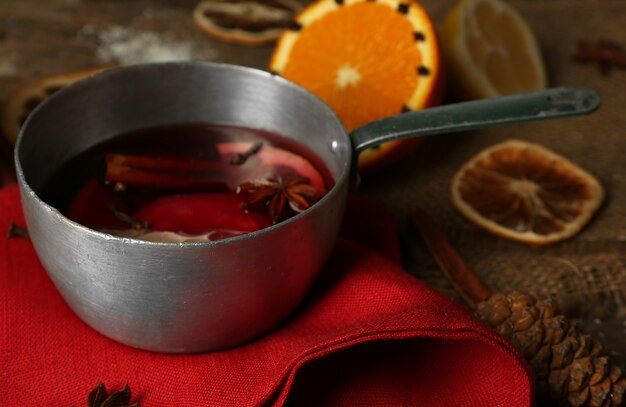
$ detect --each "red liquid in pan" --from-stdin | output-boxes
[41,123,334,242]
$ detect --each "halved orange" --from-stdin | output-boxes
[269,0,443,172]
[451,140,604,245]
[1,67,111,144]
[440,0,546,100]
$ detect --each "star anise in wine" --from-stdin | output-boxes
[237,175,321,223]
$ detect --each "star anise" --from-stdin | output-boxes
[237,175,321,223]
[572,39,626,75]
[84,382,139,407]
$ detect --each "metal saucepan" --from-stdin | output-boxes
[14,62,599,353]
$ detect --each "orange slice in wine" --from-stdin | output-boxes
[216,141,327,192]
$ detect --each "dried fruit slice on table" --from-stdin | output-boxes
[1,67,110,144]
[269,0,443,172]
[440,0,546,100]
[193,0,303,46]
[451,140,604,245]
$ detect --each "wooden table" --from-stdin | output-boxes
[1,0,626,373]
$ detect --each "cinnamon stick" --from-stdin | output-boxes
[106,153,227,172]
[105,153,230,191]
[410,209,492,309]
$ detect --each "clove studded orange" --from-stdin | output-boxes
[270,0,443,172]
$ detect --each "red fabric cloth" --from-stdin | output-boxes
[0,185,534,406]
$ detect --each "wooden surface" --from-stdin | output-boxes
[2,0,626,373]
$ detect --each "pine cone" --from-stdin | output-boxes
[476,291,626,407]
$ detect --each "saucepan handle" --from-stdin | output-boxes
[348,87,600,184]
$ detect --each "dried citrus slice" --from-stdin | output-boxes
[451,140,604,244]
[269,0,443,172]
[1,67,110,144]
[440,0,546,100]
[193,0,303,46]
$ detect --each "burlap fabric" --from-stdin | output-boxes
[360,0,626,366]
[0,0,624,366]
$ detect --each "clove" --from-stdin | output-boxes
[6,221,29,239]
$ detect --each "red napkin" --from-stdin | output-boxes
[0,186,534,406]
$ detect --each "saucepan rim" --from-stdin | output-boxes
[14,61,352,248]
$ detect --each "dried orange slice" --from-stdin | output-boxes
[193,0,303,46]
[440,0,546,100]
[1,67,110,144]
[451,140,604,245]
[269,0,443,172]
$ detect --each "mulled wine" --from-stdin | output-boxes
[41,123,334,242]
